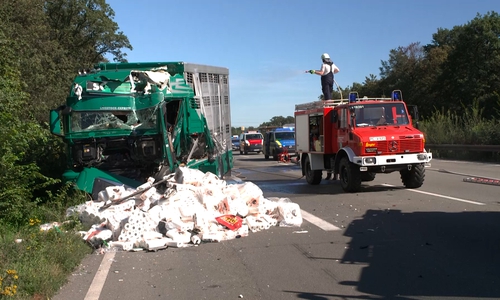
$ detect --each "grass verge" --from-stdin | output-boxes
[0,218,92,299]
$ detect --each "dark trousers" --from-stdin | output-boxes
[321,73,334,100]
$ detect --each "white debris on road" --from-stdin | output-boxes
[68,167,303,252]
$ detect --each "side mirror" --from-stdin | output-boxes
[330,110,338,123]
[62,106,72,115]
[49,109,63,136]
[407,105,419,129]
[349,106,356,118]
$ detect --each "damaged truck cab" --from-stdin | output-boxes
[50,62,233,198]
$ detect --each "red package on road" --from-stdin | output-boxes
[215,215,243,231]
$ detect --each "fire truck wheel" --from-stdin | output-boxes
[360,172,376,181]
[339,157,362,192]
[305,156,322,185]
[400,164,425,188]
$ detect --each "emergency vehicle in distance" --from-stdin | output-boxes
[263,127,295,160]
[294,90,432,193]
[239,130,264,154]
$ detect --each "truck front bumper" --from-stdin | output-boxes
[244,145,263,152]
[353,152,432,167]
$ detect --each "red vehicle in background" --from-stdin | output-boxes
[239,131,264,155]
[294,90,432,192]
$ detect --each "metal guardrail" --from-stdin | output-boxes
[426,144,500,152]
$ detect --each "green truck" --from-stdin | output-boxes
[50,62,233,198]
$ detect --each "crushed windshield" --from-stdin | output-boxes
[354,103,409,127]
[71,107,158,132]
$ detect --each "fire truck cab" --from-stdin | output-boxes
[294,90,432,193]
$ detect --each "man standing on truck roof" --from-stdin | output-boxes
[308,53,340,101]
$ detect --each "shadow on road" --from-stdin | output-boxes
[336,209,500,298]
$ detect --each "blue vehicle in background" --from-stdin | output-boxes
[263,127,295,160]
[231,135,240,151]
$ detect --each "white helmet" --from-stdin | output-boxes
[321,53,330,60]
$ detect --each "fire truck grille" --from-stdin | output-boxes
[377,139,422,153]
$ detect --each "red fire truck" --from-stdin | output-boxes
[294,90,432,192]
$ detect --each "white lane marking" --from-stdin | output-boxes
[382,184,486,206]
[301,210,341,231]
[85,251,116,300]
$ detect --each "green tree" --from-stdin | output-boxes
[379,42,426,103]
[0,29,61,226]
[437,12,500,118]
[259,116,295,128]
[0,0,132,123]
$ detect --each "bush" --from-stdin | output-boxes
[421,100,500,161]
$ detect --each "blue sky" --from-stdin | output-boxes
[106,0,499,128]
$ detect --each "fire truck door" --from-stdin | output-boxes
[338,108,349,148]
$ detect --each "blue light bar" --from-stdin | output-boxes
[392,90,402,101]
[349,92,358,103]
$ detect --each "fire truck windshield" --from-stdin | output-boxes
[354,103,409,127]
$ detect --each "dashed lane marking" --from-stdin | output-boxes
[301,210,341,231]
[382,184,486,206]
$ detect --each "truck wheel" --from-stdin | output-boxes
[339,157,361,192]
[304,156,322,185]
[360,172,376,182]
[400,164,425,188]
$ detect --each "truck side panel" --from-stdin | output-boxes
[295,114,309,154]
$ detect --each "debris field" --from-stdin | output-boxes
[67,167,303,252]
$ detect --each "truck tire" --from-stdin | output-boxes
[339,157,362,192]
[360,172,376,182]
[304,155,322,185]
[400,164,425,188]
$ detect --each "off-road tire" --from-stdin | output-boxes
[400,164,425,188]
[305,155,322,185]
[339,157,362,192]
[360,172,376,182]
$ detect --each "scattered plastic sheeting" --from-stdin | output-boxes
[67,167,303,252]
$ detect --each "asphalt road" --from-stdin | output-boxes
[55,154,500,300]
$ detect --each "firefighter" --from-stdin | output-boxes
[308,53,340,101]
